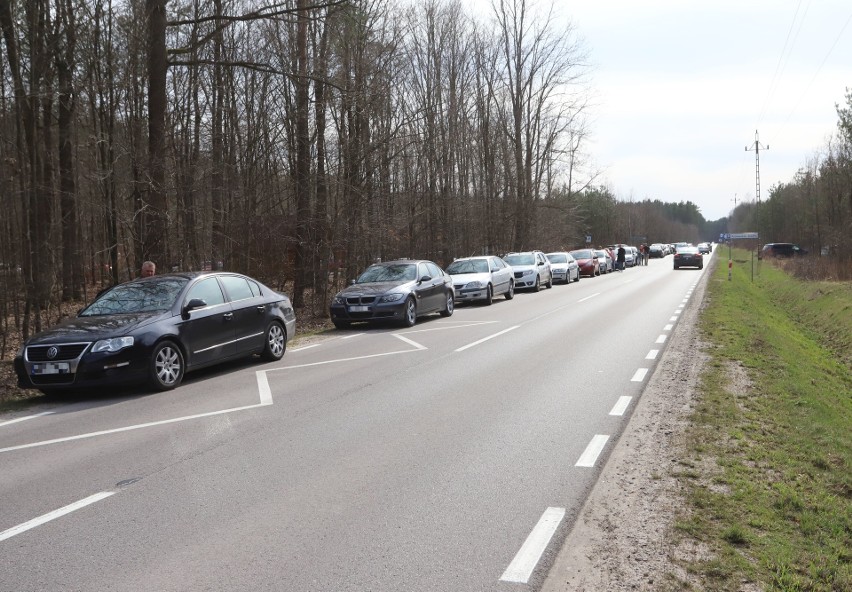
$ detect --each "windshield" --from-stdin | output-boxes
[81,278,188,316]
[356,264,417,283]
[446,259,489,274]
[546,253,567,263]
[571,250,593,259]
[504,254,535,265]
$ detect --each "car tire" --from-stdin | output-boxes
[401,297,417,327]
[260,321,286,361]
[333,320,351,330]
[484,285,493,306]
[574,270,580,282]
[149,340,184,391]
[546,275,553,289]
[533,276,541,292]
[505,281,515,300]
[439,291,454,317]
[674,265,679,270]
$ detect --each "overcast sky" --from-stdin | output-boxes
[551,0,852,221]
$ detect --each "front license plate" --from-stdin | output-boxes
[32,362,70,375]
[349,305,370,312]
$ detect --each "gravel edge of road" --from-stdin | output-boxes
[541,256,716,592]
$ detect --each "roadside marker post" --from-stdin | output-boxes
[728,259,732,281]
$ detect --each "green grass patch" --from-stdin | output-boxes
[677,249,852,591]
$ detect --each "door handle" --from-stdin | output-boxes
[224,312,233,321]
[256,305,266,313]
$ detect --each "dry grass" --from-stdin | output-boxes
[770,254,852,281]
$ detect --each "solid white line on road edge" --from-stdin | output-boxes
[575,435,610,467]
[0,412,54,429]
[455,326,520,352]
[577,293,600,303]
[631,368,649,382]
[656,334,667,344]
[342,333,365,339]
[609,396,632,416]
[290,343,321,352]
[500,507,566,584]
[0,491,115,542]
[646,350,659,360]
[664,324,673,331]
[392,334,428,350]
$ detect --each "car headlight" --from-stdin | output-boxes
[464,281,484,289]
[332,295,346,305]
[92,336,134,353]
[522,269,535,276]
[378,293,405,303]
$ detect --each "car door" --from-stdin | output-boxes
[423,262,446,312]
[219,274,267,355]
[490,257,510,294]
[536,252,551,283]
[179,276,236,368]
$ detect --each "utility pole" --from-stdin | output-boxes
[745,130,768,249]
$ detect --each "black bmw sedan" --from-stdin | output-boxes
[14,272,297,394]
[330,259,454,329]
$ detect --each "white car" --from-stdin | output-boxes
[545,252,580,283]
[445,256,514,305]
[504,251,553,291]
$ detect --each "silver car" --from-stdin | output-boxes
[545,252,580,284]
[445,256,514,305]
[504,251,553,291]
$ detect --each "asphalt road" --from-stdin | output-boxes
[0,254,709,592]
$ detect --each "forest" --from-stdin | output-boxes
[1,0,849,358]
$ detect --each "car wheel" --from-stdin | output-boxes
[401,297,417,327]
[439,291,454,317]
[546,274,553,289]
[484,285,493,306]
[674,265,679,270]
[505,280,515,300]
[333,319,351,330]
[261,321,286,361]
[533,276,541,292]
[574,270,580,282]
[149,340,184,391]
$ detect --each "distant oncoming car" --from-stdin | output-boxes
[330,259,454,328]
[14,272,297,394]
[445,256,514,304]
[673,246,703,269]
[545,252,580,283]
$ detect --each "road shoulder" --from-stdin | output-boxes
[542,256,716,591]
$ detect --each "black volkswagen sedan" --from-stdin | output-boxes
[330,259,454,329]
[14,272,297,394]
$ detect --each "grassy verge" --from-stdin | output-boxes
[674,250,851,590]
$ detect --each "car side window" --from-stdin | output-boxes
[186,277,226,307]
[418,262,430,280]
[248,280,261,297]
[220,275,254,302]
[426,262,442,279]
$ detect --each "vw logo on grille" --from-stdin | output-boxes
[46,346,59,359]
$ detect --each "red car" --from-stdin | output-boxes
[570,249,601,277]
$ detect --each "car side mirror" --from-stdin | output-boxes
[419,275,432,283]
[183,298,207,316]
[350,279,356,285]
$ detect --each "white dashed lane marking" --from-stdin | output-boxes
[575,435,610,467]
[500,507,566,584]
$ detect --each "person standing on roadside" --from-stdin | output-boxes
[617,245,626,271]
[141,261,156,277]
